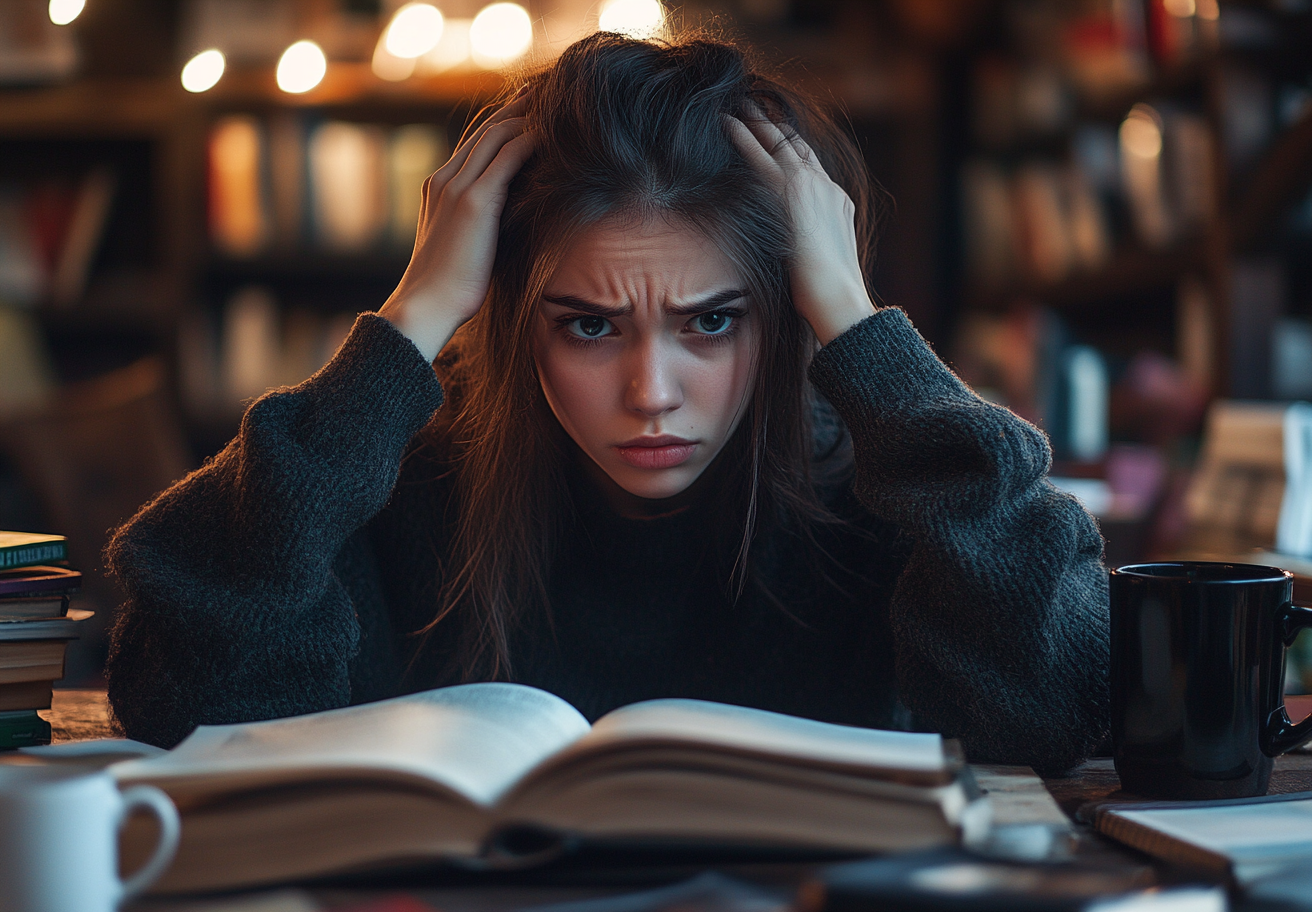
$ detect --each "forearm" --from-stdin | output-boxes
[105,314,443,745]
[810,309,1110,774]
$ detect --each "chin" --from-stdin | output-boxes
[608,467,700,501]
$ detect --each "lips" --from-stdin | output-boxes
[614,436,697,469]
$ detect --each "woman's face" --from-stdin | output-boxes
[532,216,760,502]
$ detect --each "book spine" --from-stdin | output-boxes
[0,542,67,570]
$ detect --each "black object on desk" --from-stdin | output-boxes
[1110,562,1312,799]
[801,847,1201,912]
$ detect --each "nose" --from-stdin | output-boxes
[623,338,683,417]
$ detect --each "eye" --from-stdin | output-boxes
[689,311,735,335]
[567,315,614,339]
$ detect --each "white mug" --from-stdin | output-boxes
[0,764,180,912]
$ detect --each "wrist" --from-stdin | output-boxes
[378,294,458,363]
[802,286,878,347]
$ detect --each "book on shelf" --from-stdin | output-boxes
[207,111,448,257]
[309,121,390,252]
[0,533,67,570]
[111,682,988,895]
[49,166,117,309]
[209,116,270,257]
[1090,791,1312,885]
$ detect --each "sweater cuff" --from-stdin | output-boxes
[808,308,965,415]
[303,312,445,440]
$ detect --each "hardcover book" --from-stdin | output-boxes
[112,682,989,895]
[0,533,67,571]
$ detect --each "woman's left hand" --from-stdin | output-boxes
[725,106,877,346]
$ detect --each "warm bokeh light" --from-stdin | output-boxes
[48,0,85,26]
[1121,105,1163,159]
[372,34,416,81]
[417,18,473,75]
[384,3,445,59]
[276,40,327,94]
[470,3,533,69]
[598,0,665,38]
[1196,0,1219,19]
[181,49,226,93]
[1163,0,1196,18]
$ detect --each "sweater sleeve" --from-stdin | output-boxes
[807,308,1109,776]
[104,313,445,748]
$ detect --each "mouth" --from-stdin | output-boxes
[614,435,697,470]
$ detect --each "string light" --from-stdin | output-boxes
[598,0,665,39]
[276,40,327,94]
[372,36,416,81]
[384,3,445,59]
[181,49,226,93]
[470,3,533,69]
[417,19,473,75]
[48,0,85,25]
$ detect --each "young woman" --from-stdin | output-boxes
[105,33,1109,775]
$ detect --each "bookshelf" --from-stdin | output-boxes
[953,1,1312,400]
[0,64,506,453]
[943,0,1312,564]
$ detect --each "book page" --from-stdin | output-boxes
[113,683,591,807]
[1112,799,1312,864]
[569,699,946,775]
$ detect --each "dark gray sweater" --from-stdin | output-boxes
[105,308,1109,775]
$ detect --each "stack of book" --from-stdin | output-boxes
[0,532,89,749]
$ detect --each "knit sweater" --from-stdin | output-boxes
[104,308,1110,775]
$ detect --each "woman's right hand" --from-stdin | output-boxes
[379,92,535,362]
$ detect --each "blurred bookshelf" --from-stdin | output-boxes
[946,0,1312,565]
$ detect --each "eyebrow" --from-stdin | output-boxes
[541,288,748,317]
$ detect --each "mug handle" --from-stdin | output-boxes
[1265,601,1312,755]
[116,785,181,901]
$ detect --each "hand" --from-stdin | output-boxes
[379,92,536,361]
[724,106,877,346]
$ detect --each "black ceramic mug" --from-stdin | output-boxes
[1110,561,1312,799]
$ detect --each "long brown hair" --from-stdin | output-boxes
[420,30,880,681]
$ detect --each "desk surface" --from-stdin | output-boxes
[30,690,1312,912]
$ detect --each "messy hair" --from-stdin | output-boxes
[421,30,879,681]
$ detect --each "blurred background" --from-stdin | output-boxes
[0,0,1310,685]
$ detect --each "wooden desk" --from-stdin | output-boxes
[26,691,1312,911]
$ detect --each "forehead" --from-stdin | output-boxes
[544,215,743,300]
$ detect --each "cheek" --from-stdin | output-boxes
[534,340,611,433]
[705,335,759,426]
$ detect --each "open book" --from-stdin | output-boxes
[112,683,988,894]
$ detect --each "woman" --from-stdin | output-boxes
[106,33,1109,775]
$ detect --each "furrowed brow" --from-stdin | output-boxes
[540,295,632,318]
[666,289,749,316]
[541,289,748,317]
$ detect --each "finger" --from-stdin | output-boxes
[473,128,536,191]
[723,115,779,178]
[438,93,532,181]
[458,92,531,150]
[741,101,806,164]
[449,117,528,190]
